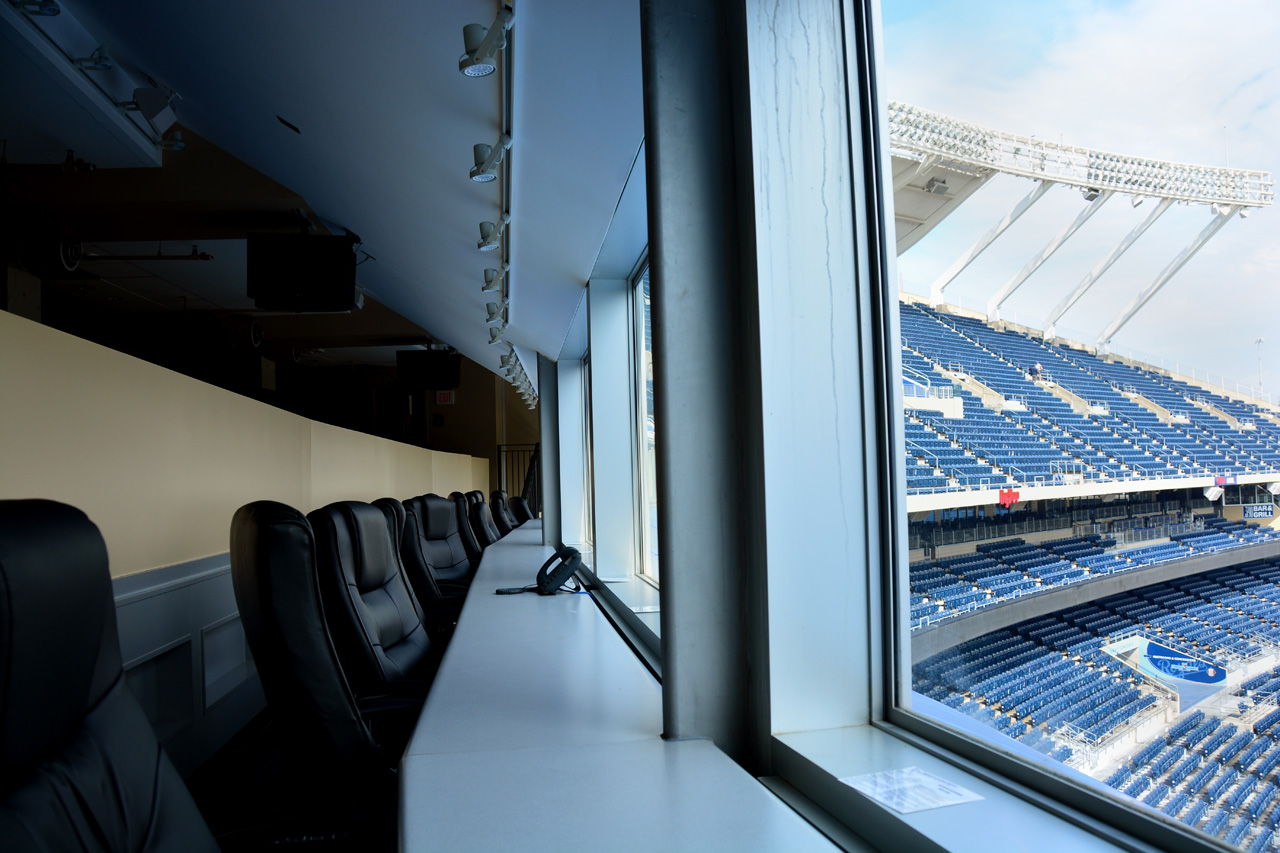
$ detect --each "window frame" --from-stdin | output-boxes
[725,1,1240,850]
[851,2,1244,850]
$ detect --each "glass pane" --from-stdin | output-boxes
[581,354,595,561]
[887,2,1280,847]
[639,268,660,580]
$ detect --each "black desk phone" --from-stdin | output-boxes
[536,546,582,594]
[495,546,582,595]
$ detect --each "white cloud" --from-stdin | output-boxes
[885,0,1280,396]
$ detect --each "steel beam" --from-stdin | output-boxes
[930,180,1054,306]
[1043,198,1173,337]
[987,190,1112,321]
[1096,207,1238,348]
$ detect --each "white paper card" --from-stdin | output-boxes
[839,766,983,814]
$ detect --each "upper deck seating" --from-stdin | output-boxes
[0,500,218,851]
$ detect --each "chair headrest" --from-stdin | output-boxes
[309,502,399,593]
[420,495,457,540]
[229,501,377,764]
[0,500,118,790]
[465,490,485,506]
[373,497,406,540]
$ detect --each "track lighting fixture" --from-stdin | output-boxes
[75,46,112,71]
[15,0,60,15]
[488,324,506,345]
[499,349,517,370]
[118,87,174,122]
[161,130,185,151]
[470,135,512,183]
[482,263,509,292]
[477,213,510,252]
[485,299,508,324]
[459,7,514,78]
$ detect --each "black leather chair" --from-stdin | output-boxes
[0,499,218,851]
[406,494,478,585]
[511,496,534,524]
[229,501,413,845]
[449,490,485,565]
[469,495,503,547]
[374,497,466,625]
[490,490,517,535]
[308,501,436,697]
[230,501,388,775]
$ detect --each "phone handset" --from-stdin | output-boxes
[535,546,582,595]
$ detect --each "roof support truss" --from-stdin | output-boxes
[987,190,1112,321]
[1042,198,1173,338]
[930,180,1054,306]
[1096,206,1239,348]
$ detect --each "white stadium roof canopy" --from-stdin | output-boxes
[887,102,1274,348]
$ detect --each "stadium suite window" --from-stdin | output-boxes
[870,4,1275,853]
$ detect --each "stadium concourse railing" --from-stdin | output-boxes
[906,460,1279,496]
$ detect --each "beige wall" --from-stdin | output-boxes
[0,310,488,577]
[1222,503,1280,529]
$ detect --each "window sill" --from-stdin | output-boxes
[771,725,1138,853]
[577,563,662,676]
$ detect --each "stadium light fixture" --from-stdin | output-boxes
[886,100,1273,209]
[459,7,514,78]
[477,213,510,252]
[470,134,512,183]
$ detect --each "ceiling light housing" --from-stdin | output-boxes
[16,0,59,15]
[459,8,514,78]
[470,134,512,183]
[119,87,174,121]
[482,264,509,292]
[161,130,185,151]
[75,46,112,71]
[477,213,510,252]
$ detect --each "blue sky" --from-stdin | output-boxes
[882,0,1279,399]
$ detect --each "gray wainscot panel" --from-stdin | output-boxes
[113,552,265,776]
